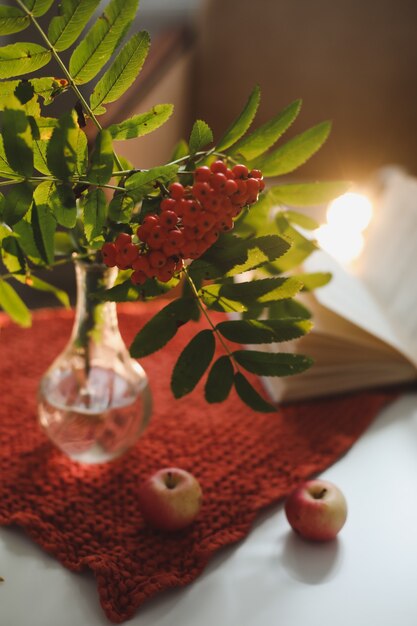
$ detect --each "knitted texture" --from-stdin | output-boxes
[0,302,396,623]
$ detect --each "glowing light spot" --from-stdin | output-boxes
[315,192,373,265]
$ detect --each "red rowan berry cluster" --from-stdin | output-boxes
[101,160,264,285]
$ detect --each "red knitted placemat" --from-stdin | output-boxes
[0,301,396,622]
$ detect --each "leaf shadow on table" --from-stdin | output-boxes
[280,530,343,584]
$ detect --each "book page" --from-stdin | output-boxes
[355,169,417,363]
[304,251,413,362]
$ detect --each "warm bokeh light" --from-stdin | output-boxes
[315,192,373,265]
[326,192,373,232]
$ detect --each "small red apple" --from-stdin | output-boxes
[285,479,347,541]
[138,467,203,531]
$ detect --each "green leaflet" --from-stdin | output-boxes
[204,356,234,403]
[90,31,150,113]
[297,272,332,291]
[2,108,33,178]
[49,184,77,228]
[171,330,215,398]
[125,164,179,199]
[251,121,332,177]
[69,0,139,84]
[83,188,107,242]
[108,104,174,140]
[0,279,31,327]
[265,181,350,209]
[14,274,69,308]
[268,299,312,320]
[0,43,51,79]
[216,85,260,151]
[0,7,29,35]
[87,129,114,185]
[232,99,302,161]
[189,119,213,155]
[233,372,276,413]
[1,235,25,273]
[0,135,19,178]
[3,182,33,227]
[30,201,56,265]
[108,193,135,223]
[48,0,102,51]
[21,0,54,17]
[216,318,313,344]
[129,298,199,358]
[233,349,313,377]
[213,277,304,304]
[46,112,80,180]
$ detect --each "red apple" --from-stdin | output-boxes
[285,479,347,541]
[138,467,203,531]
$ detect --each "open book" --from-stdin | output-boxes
[263,169,417,402]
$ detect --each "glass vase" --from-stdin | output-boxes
[37,258,152,464]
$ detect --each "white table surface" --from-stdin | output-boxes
[2,392,417,626]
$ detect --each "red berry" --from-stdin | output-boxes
[167,229,184,247]
[246,177,260,195]
[118,242,138,265]
[160,210,178,229]
[224,179,238,196]
[210,172,227,193]
[192,182,211,202]
[232,164,249,179]
[132,254,151,275]
[160,197,177,212]
[136,224,150,242]
[149,250,167,269]
[168,182,185,200]
[194,166,211,182]
[101,242,117,267]
[131,270,148,285]
[249,169,263,179]
[115,232,132,250]
[210,160,228,174]
[147,226,166,249]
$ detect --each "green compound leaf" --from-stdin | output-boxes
[108,104,174,140]
[216,85,261,152]
[83,188,107,242]
[216,318,313,344]
[0,43,51,79]
[48,0,102,51]
[125,164,179,199]
[0,279,31,327]
[69,0,139,85]
[87,129,114,185]
[2,108,33,177]
[0,6,30,35]
[251,121,332,177]
[129,298,199,358]
[233,349,313,377]
[204,355,234,403]
[171,330,215,398]
[90,31,150,113]
[49,183,77,228]
[232,99,302,161]
[21,0,54,17]
[189,119,213,155]
[189,234,291,282]
[233,372,276,413]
